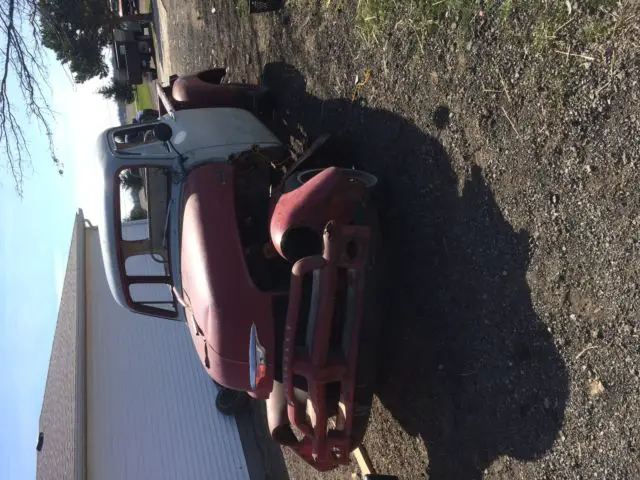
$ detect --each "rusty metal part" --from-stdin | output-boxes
[270,167,368,261]
[180,163,275,397]
[274,222,371,471]
[280,133,331,187]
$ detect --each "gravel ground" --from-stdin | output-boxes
[156,1,640,478]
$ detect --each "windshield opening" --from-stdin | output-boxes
[118,166,176,317]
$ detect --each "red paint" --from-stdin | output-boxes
[270,167,368,258]
[127,152,378,471]
[180,163,274,397]
[158,71,265,115]
[279,222,372,471]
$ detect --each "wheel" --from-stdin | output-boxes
[285,168,378,192]
[215,387,249,416]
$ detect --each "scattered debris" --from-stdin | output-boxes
[554,50,596,62]
[576,344,598,360]
[587,379,605,397]
[499,71,512,103]
[352,69,373,102]
[501,106,521,140]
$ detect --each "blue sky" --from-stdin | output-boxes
[0,50,117,478]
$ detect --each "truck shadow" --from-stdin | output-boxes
[261,62,569,479]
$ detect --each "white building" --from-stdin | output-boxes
[36,211,287,480]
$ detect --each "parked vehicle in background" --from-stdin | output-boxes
[113,21,156,85]
[116,0,140,16]
[132,109,159,124]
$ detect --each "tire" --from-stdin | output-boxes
[215,387,249,416]
[285,168,378,192]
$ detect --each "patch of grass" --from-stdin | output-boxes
[529,4,574,53]
[581,18,616,44]
[235,0,249,17]
[322,0,349,11]
[356,0,478,44]
[529,0,622,52]
[287,0,347,15]
[532,19,561,52]
[135,83,154,111]
[353,0,628,67]
[498,0,515,22]
[290,0,322,6]
[354,0,546,45]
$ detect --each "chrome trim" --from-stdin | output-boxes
[249,323,267,390]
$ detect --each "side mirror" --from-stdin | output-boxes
[154,122,173,142]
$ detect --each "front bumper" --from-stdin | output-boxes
[268,220,372,471]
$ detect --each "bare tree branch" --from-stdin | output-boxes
[0,0,61,195]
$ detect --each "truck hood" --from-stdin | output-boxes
[180,162,274,396]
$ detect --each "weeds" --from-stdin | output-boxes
[353,0,546,46]
[235,0,249,18]
[355,0,477,44]
[354,0,623,51]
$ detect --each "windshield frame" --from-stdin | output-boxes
[114,164,178,319]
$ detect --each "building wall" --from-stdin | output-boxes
[84,224,249,480]
[36,215,81,480]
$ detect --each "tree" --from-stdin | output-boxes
[125,208,147,222]
[98,79,134,103]
[119,168,146,221]
[0,0,151,193]
[0,0,62,193]
[39,0,152,83]
[119,168,143,191]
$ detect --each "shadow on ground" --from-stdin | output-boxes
[261,62,569,480]
[236,400,291,480]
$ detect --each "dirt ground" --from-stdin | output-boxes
[155,1,640,479]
